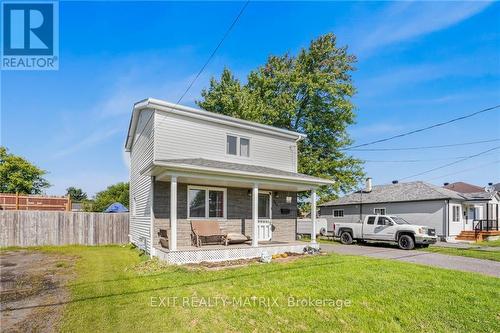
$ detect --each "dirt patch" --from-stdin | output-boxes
[0,250,75,333]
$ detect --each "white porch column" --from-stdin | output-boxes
[170,176,177,251]
[252,184,259,247]
[310,188,318,248]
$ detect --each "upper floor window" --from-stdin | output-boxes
[374,208,386,215]
[226,134,250,157]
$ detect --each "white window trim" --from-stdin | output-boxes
[374,207,386,215]
[333,209,344,218]
[187,185,227,220]
[451,204,461,222]
[226,133,251,158]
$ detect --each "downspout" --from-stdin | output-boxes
[149,176,155,258]
[445,199,449,240]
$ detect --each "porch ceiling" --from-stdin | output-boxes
[142,159,333,191]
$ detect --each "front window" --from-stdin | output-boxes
[333,209,344,217]
[227,135,237,155]
[188,186,226,219]
[240,138,250,157]
[226,134,250,157]
[452,205,461,222]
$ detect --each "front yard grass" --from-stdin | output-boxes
[14,245,500,332]
[421,245,500,262]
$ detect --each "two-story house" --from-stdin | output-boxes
[125,98,333,264]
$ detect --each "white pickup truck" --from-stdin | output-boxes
[333,215,437,250]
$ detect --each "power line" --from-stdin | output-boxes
[424,160,500,182]
[363,155,477,163]
[342,104,500,150]
[176,0,250,105]
[398,146,500,181]
[346,138,500,152]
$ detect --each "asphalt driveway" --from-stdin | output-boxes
[320,243,500,278]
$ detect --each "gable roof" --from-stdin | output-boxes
[443,181,485,193]
[125,98,306,151]
[319,181,464,206]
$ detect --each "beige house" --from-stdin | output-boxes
[125,98,333,264]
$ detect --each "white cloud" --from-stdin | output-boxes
[52,127,123,158]
[352,1,492,55]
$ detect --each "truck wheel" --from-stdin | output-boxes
[398,235,415,250]
[340,231,353,245]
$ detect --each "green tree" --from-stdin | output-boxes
[0,146,50,194]
[84,182,129,212]
[198,33,364,202]
[65,187,87,202]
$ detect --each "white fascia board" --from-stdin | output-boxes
[149,161,334,186]
[125,98,306,151]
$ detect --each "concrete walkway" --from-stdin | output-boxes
[319,243,500,278]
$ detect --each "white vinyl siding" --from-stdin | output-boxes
[154,111,297,172]
[129,109,154,251]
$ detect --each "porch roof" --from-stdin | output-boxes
[141,158,333,190]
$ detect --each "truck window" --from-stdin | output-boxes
[367,216,376,225]
[377,217,391,225]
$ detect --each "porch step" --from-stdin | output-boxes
[456,230,500,241]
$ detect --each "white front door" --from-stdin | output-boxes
[257,192,272,241]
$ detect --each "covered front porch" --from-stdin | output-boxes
[142,158,333,263]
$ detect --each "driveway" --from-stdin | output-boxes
[319,243,500,278]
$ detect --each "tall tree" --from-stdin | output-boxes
[65,187,87,202]
[198,33,364,202]
[83,182,129,212]
[0,146,50,194]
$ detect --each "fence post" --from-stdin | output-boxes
[67,195,72,211]
[15,192,19,210]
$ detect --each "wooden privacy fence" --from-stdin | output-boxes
[0,193,71,211]
[0,211,129,247]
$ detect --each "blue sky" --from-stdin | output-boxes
[1,1,499,196]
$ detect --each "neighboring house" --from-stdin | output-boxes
[319,180,500,240]
[443,181,485,193]
[125,98,333,263]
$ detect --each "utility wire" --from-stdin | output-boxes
[363,155,478,163]
[342,104,500,150]
[399,146,500,181]
[346,138,500,152]
[176,0,250,105]
[424,160,500,182]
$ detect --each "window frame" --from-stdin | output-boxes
[374,207,386,215]
[333,209,344,218]
[225,133,251,158]
[187,185,227,220]
[451,205,461,222]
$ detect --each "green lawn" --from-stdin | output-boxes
[18,245,496,333]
